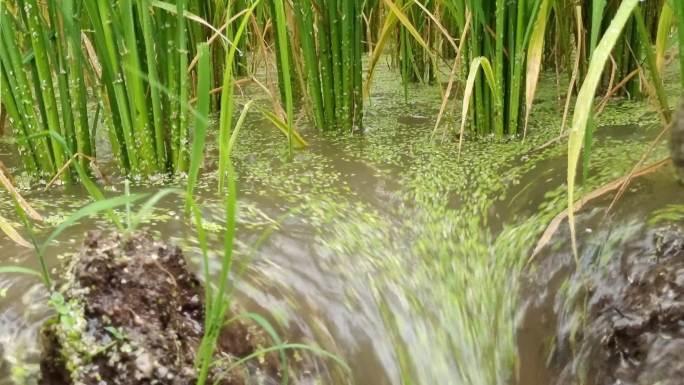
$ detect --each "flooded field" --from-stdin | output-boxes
[1,66,680,385]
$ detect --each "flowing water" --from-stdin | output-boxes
[0,71,680,385]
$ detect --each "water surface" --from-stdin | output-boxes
[0,70,678,384]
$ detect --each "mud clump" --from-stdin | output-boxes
[40,231,280,385]
[563,227,684,385]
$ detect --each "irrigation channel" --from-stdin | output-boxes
[0,62,682,385]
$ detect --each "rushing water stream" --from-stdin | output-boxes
[0,70,680,385]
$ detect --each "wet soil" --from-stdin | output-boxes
[553,226,684,385]
[40,231,280,385]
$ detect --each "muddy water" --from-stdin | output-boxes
[518,168,684,385]
[0,72,679,385]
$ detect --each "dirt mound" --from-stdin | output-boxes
[40,231,280,385]
[560,226,684,385]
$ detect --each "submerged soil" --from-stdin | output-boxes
[40,231,280,385]
[553,226,684,385]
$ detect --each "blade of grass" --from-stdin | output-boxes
[224,312,289,385]
[259,107,309,148]
[382,0,431,53]
[39,194,148,256]
[218,1,258,193]
[187,43,211,204]
[227,101,255,157]
[655,1,674,73]
[129,189,183,233]
[0,266,43,278]
[214,343,351,375]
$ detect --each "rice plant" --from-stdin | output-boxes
[82,0,197,175]
[0,0,92,179]
[449,0,553,137]
[566,0,676,257]
[407,0,676,141]
[396,0,436,92]
[290,0,364,132]
[0,0,221,179]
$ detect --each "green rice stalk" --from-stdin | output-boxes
[21,0,68,178]
[580,0,605,180]
[316,0,337,129]
[84,0,139,172]
[63,1,93,167]
[161,8,178,171]
[272,0,295,154]
[327,0,344,121]
[523,0,552,138]
[186,43,211,205]
[218,1,259,193]
[352,0,363,129]
[138,0,167,169]
[673,0,684,86]
[494,0,506,136]
[634,5,671,123]
[176,0,190,172]
[196,123,238,385]
[0,9,45,172]
[655,2,674,73]
[294,1,325,128]
[121,0,157,174]
[45,3,77,162]
[341,0,354,127]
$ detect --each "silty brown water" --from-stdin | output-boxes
[0,70,678,385]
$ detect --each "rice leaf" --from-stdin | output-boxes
[187,43,211,204]
[259,108,309,148]
[458,57,497,155]
[523,0,552,139]
[40,194,148,255]
[0,161,42,221]
[382,0,431,53]
[0,215,31,248]
[656,2,674,73]
[0,266,42,278]
[568,0,639,259]
[129,189,183,232]
[217,343,351,374]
